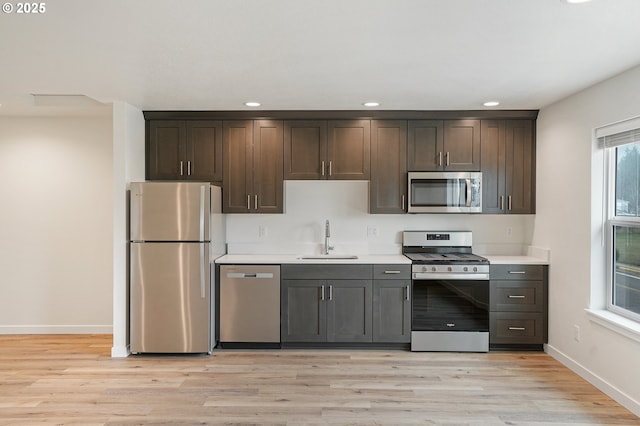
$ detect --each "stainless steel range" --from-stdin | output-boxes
[403,231,490,352]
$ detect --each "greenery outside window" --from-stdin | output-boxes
[602,127,640,322]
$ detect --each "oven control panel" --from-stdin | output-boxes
[412,264,490,280]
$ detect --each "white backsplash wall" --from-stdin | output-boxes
[226,181,535,255]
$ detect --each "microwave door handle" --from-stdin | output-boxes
[466,178,471,207]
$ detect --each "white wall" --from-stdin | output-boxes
[0,115,113,333]
[535,64,640,415]
[111,102,145,357]
[227,180,535,256]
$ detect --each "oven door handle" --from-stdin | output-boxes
[413,273,490,280]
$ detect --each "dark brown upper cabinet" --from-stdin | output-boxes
[370,120,407,214]
[284,120,370,180]
[481,120,535,214]
[147,120,222,181]
[223,120,284,213]
[284,120,327,179]
[407,119,480,171]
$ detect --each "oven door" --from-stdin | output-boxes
[412,278,489,332]
[407,172,482,213]
[411,277,490,352]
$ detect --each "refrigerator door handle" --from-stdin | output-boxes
[130,188,141,241]
[200,243,206,299]
[199,185,206,242]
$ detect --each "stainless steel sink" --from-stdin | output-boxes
[296,255,359,260]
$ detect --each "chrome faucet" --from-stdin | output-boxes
[324,219,334,255]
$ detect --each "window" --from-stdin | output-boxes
[600,123,640,322]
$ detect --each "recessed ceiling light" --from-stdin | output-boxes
[562,0,592,3]
[244,101,261,107]
[362,102,380,107]
[483,101,500,107]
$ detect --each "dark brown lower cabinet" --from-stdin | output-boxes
[281,279,372,343]
[489,264,548,348]
[372,265,411,343]
[281,264,411,345]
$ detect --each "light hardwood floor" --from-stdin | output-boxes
[0,335,637,425]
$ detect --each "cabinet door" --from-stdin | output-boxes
[327,120,371,180]
[443,119,481,171]
[370,120,407,213]
[284,120,327,179]
[481,120,507,213]
[326,280,372,342]
[281,280,326,342]
[223,120,253,213]
[505,120,534,214]
[186,121,223,182]
[407,120,443,171]
[147,120,186,180]
[253,120,284,213]
[373,280,411,343]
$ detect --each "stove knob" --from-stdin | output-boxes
[473,266,478,272]
[431,266,436,272]
[463,267,468,272]
[447,266,452,272]
[422,266,427,272]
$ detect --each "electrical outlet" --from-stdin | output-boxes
[367,225,378,238]
[506,226,513,237]
[258,225,268,238]
[574,325,581,342]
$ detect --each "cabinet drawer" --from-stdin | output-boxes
[373,264,411,280]
[490,264,546,281]
[490,281,544,312]
[282,264,372,280]
[490,312,545,344]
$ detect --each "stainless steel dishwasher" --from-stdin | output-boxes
[219,265,281,347]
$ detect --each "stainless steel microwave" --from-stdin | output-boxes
[407,172,482,213]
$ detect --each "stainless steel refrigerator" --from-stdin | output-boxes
[129,182,224,354]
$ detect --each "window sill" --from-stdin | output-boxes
[586,309,640,344]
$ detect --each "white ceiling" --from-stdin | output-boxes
[2,0,640,116]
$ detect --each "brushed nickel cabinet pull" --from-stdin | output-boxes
[438,152,442,167]
[254,195,258,210]
[508,195,512,211]
[247,195,251,210]
[401,195,405,210]
[321,161,325,176]
[446,151,450,166]
[508,295,526,299]
[329,285,333,301]
[405,285,410,301]
[509,271,526,275]
[321,285,325,301]
[187,161,192,176]
[384,270,401,274]
[500,195,504,211]
[329,161,332,177]
[509,327,526,331]
[180,161,184,176]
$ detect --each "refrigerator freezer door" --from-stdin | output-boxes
[130,182,211,242]
[130,242,211,353]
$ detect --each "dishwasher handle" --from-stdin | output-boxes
[225,272,275,279]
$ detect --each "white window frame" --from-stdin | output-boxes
[602,121,640,323]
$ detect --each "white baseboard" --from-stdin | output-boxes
[545,344,640,417]
[0,325,112,334]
